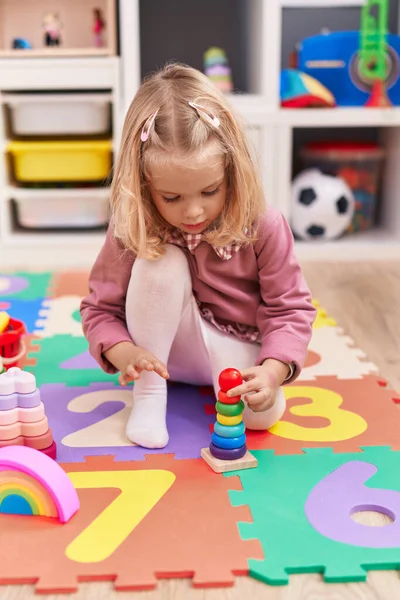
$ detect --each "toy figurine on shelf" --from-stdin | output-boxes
[43,12,62,47]
[12,38,32,50]
[204,47,233,94]
[93,8,106,48]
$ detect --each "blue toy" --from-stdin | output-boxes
[298,31,400,106]
[12,39,32,50]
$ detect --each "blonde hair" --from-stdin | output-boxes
[110,63,266,259]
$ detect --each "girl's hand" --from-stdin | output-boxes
[226,359,290,412]
[104,341,169,386]
[119,346,170,386]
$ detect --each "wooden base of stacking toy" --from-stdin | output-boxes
[201,447,258,474]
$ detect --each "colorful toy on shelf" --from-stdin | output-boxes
[298,5,400,108]
[280,69,336,108]
[0,368,57,459]
[359,0,392,106]
[0,445,79,523]
[0,314,26,370]
[300,142,385,233]
[12,38,32,50]
[204,47,233,94]
[291,168,355,241]
[93,8,106,48]
[43,12,62,47]
[201,368,257,473]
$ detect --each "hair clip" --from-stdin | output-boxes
[140,109,159,142]
[188,102,220,128]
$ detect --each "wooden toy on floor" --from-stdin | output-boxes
[0,445,79,523]
[0,367,57,459]
[201,368,258,473]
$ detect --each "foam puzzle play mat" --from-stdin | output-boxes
[1,270,400,593]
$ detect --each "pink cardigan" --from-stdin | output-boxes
[80,207,316,381]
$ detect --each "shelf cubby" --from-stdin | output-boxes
[0,0,117,58]
[139,0,263,94]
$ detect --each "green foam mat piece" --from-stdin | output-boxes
[1,272,53,301]
[72,309,82,323]
[26,335,120,387]
[225,447,400,585]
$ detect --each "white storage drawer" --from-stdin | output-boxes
[10,188,110,229]
[4,93,112,136]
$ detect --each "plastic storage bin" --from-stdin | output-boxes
[300,142,385,232]
[7,140,112,183]
[11,188,110,229]
[4,93,112,136]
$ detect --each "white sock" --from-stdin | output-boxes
[126,376,169,448]
[125,245,192,449]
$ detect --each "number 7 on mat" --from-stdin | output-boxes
[65,470,176,563]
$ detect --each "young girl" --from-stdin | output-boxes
[93,8,105,48]
[80,63,316,450]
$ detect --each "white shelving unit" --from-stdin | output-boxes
[0,55,121,268]
[281,0,366,6]
[1,0,400,267]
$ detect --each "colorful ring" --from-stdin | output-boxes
[211,432,246,450]
[216,400,244,417]
[217,413,243,426]
[214,421,245,439]
[209,442,247,461]
[217,390,241,405]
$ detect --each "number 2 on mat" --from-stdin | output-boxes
[65,470,176,563]
[270,386,367,442]
[62,390,133,448]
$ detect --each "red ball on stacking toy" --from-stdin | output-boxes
[218,368,242,393]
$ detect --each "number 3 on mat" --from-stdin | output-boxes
[270,387,367,442]
[65,470,176,563]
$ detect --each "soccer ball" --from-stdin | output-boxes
[291,168,355,241]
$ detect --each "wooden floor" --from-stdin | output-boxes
[4,261,400,600]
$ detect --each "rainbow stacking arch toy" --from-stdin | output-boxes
[0,445,79,523]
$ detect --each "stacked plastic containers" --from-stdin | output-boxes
[5,92,112,230]
[0,367,56,459]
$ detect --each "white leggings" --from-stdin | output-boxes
[126,244,286,430]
